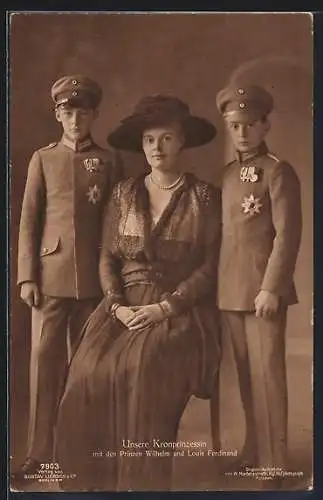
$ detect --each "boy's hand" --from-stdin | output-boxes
[20,282,40,308]
[254,290,279,319]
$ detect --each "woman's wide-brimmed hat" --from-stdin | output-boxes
[107,94,217,151]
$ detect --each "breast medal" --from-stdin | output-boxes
[83,157,101,173]
[87,184,101,204]
[240,165,260,183]
[241,194,262,215]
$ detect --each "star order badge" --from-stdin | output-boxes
[87,184,101,204]
[84,158,100,173]
[241,194,262,215]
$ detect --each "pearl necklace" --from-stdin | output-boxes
[149,173,184,190]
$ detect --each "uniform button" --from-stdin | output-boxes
[43,247,48,252]
[72,79,78,85]
[72,90,78,96]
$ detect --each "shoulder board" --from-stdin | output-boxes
[267,152,280,162]
[95,143,109,151]
[40,142,57,151]
[225,158,236,167]
[94,145,114,158]
[93,143,112,153]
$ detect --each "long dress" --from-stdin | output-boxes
[54,173,222,491]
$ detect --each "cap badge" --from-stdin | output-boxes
[84,157,100,173]
[241,194,262,215]
[240,166,260,183]
[87,184,101,204]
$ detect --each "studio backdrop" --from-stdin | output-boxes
[9,12,313,488]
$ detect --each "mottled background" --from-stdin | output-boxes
[9,12,313,490]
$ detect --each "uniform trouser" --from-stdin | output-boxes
[27,295,98,462]
[211,308,288,469]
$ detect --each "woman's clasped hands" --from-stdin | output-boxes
[115,303,169,332]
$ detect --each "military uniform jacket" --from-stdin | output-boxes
[17,136,123,299]
[218,142,302,311]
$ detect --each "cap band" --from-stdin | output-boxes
[224,109,266,123]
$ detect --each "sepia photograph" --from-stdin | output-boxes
[8,11,313,492]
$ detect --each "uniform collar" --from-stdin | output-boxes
[61,134,94,152]
[235,142,268,164]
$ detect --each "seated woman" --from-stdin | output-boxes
[54,94,222,491]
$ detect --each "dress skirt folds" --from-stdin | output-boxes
[54,174,222,491]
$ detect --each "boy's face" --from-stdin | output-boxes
[225,115,270,153]
[55,104,98,142]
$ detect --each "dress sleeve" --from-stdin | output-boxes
[162,185,222,315]
[99,182,126,309]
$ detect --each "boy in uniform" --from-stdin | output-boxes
[12,75,123,488]
[212,83,302,485]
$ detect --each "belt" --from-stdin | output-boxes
[121,268,177,291]
[122,269,154,288]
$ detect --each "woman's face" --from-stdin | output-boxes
[142,123,185,171]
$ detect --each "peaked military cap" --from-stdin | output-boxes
[216,83,274,122]
[51,75,102,109]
